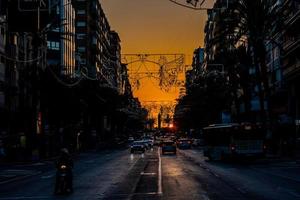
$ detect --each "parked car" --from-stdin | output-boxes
[130,141,146,153]
[161,140,176,154]
[192,138,204,147]
[154,138,161,146]
[143,139,154,148]
[177,139,192,149]
[128,137,135,145]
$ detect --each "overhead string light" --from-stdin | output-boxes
[168,0,228,10]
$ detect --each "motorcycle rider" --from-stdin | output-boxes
[54,148,74,194]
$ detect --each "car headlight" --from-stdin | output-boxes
[60,165,67,169]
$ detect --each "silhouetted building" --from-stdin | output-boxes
[282,0,300,137]
[74,0,111,79]
[47,0,76,77]
[0,16,5,110]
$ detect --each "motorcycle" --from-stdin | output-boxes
[55,164,72,194]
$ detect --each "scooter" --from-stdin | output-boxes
[55,164,72,194]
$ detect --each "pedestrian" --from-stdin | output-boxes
[0,140,6,160]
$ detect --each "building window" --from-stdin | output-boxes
[81,59,86,64]
[77,22,86,27]
[47,41,60,50]
[76,33,86,39]
[0,55,4,64]
[92,37,97,45]
[51,27,59,32]
[0,27,4,36]
[276,69,281,82]
[78,46,86,53]
[77,10,85,15]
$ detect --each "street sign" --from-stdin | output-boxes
[18,0,49,12]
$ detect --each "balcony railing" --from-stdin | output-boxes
[284,2,300,26]
[282,35,300,55]
[283,60,300,79]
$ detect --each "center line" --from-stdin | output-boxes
[157,147,162,194]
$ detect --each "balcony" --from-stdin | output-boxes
[0,36,5,53]
[7,44,17,59]
[0,62,4,82]
[283,60,300,80]
[282,35,300,57]
[284,2,300,27]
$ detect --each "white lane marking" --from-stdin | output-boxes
[278,187,300,197]
[236,187,247,194]
[286,190,300,197]
[251,167,300,183]
[41,174,54,179]
[134,192,160,195]
[158,147,163,194]
[84,160,95,163]
[141,172,156,175]
[201,194,211,200]
[0,196,51,199]
[0,171,41,185]
[130,154,134,161]
[128,155,139,171]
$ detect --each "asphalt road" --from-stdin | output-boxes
[0,147,299,200]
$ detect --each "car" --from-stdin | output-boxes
[161,140,176,154]
[143,139,154,148]
[192,138,204,147]
[154,138,162,146]
[130,141,146,153]
[177,139,192,149]
[128,137,134,143]
[127,137,135,147]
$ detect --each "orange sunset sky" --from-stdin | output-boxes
[101,0,209,110]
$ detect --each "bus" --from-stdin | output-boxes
[202,123,266,160]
